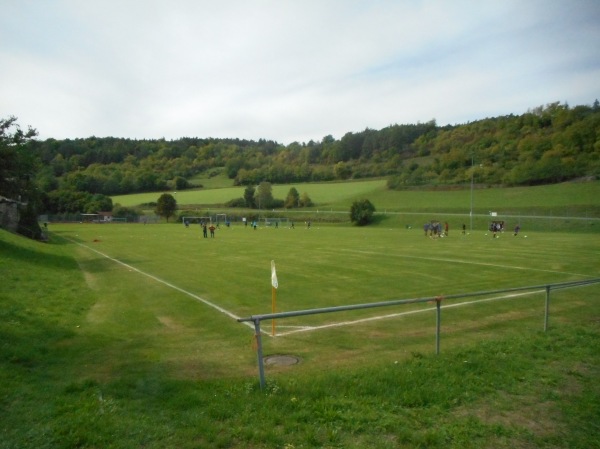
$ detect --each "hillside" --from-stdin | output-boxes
[4,101,600,217]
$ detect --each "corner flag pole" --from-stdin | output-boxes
[271,260,278,336]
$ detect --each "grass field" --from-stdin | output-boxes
[2,182,600,448]
[111,179,600,216]
[60,220,600,336]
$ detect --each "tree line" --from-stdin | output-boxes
[2,100,599,219]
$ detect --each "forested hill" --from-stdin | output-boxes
[32,101,599,204]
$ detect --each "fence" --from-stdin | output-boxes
[238,278,600,389]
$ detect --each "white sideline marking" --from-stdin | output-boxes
[68,238,580,338]
[341,249,590,278]
[275,290,543,337]
[69,239,256,331]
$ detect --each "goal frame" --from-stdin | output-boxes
[181,216,212,225]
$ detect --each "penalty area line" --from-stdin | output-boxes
[68,239,255,331]
[275,290,543,337]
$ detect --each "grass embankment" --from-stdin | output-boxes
[111,179,600,212]
[2,219,600,448]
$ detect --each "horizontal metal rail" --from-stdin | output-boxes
[238,278,600,324]
[238,278,600,389]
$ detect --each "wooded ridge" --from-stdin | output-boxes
[22,100,600,214]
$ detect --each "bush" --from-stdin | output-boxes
[225,197,247,207]
[113,204,143,221]
[350,199,376,226]
[270,199,284,209]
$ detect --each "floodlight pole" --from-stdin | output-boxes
[470,154,474,232]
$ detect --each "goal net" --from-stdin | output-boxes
[181,216,211,225]
[261,217,288,227]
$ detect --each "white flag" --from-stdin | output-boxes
[271,260,278,289]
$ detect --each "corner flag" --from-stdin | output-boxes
[271,260,278,289]
[271,260,278,336]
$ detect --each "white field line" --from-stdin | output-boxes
[341,248,592,278]
[67,237,588,338]
[275,290,544,337]
[68,239,256,331]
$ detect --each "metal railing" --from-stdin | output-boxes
[238,278,600,389]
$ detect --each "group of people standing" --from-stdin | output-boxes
[423,219,522,238]
[423,221,449,238]
[200,222,216,238]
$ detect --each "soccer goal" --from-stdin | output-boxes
[216,213,227,224]
[181,216,211,225]
[261,217,288,227]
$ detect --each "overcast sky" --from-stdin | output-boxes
[2,1,599,144]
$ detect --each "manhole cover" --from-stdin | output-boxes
[263,355,300,366]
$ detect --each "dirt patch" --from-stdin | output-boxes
[157,316,184,331]
[264,355,301,366]
[86,301,108,324]
[454,394,565,439]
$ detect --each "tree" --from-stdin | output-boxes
[155,193,177,222]
[1,116,38,199]
[85,194,113,214]
[299,192,313,207]
[350,199,376,226]
[255,181,273,209]
[0,116,42,239]
[284,187,300,208]
[334,161,352,179]
[173,176,189,190]
[243,185,256,208]
[112,204,142,222]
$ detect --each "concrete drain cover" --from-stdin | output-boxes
[263,355,300,366]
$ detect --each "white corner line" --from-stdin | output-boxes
[67,238,256,331]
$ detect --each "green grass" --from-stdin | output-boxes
[367,180,600,214]
[188,167,232,189]
[111,179,389,208]
[2,183,600,448]
[46,223,599,320]
[112,179,600,215]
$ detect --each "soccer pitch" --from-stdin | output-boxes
[50,221,600,376]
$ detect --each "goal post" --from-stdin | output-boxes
[181,216,211,225]
[261,217,289,227]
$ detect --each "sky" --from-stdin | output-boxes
[1,0,599,144]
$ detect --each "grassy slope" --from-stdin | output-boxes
[112,180,600,219]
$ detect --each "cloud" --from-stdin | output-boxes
[1,0,599,143]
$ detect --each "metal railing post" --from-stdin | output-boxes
[435,297,442,355]
[237,278,600,389]
[544,285,551,332]
[253,319,266,390]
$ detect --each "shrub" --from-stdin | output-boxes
[350,199,376,226]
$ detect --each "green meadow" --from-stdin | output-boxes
[112,179,600,214]
[2,181,600,448]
